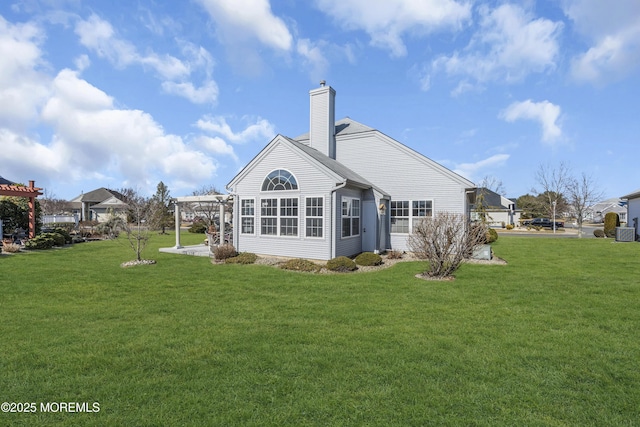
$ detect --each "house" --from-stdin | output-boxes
[471,188,520,227]
[621,189,640,238]
[588,198,627,224]
[69,188,128,222]
[226,83,476,260]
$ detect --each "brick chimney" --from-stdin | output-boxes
[309,81,336,159]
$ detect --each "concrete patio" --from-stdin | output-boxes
[159,244,212,257]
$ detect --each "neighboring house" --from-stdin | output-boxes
[472,188,520,227]
[621,189,640,237]
[226,83,476,260]
[69,188,128,222]
[588,198,627,224]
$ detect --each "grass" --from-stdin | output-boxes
[1,233,640,426]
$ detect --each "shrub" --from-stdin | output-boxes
[226,252,258,264]
[46,232,66,247]
[386,250,403,259]
[2,243,21,253]
[604,212,620,238]
[52,227,72,244]
[355,252,382,266]
[593,229,605,238]
[408,212,487,278]
[505,224,514,230]
[189,222,207,234]
[24,235,55,250]
[213,244,238,260]
[326,256,357,272]
[485,228,499,243]
[280,258,321,272]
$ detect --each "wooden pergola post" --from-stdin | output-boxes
[0,179,43,239]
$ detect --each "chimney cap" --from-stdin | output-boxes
[319,80,326,87]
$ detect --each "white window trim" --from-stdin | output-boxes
[390,199,434,234]
[240,198,256,235]
[259,196,301,238]
[305,196,325,239]
[341,196,361,239]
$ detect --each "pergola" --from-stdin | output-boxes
[171,194,233,249]
[0,180,43,239]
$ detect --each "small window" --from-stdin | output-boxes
[412,200,433,228]
[262,169,298,191]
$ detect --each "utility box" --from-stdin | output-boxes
[472,244,492,260]
[615,227,636,242]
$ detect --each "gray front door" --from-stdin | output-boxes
[362,200,377,252]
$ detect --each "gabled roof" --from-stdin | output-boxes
[0,175,15,185]
[227,134,388,196]
[69,187,125,203]
[285,137,387,195]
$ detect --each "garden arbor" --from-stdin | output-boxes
[0,180,43,238]
[171,194,233,249]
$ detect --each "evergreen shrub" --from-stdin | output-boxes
[593,229,605,238]
[355,252,382,266]
[485,228,499,243]
[188,222,207,234]
[326,256,357,272]
[604,212,620,238]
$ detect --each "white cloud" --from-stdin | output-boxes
[195,116,275,144]
[499,99,562,143]
[36,68,216,191]
[0,16,50,131]
[196,0,292,51]
[194,135,238,161]
[564,0,640,84]
[296,38,330,83]
[314,0,471,57]
[453,153,510,181]
[161,80,219,104]
[431,4,562,88]
[74,14,218,103]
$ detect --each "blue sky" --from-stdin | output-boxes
[1,0,639,201]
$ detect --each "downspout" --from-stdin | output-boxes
[225,188,238,252]
[330,180,348,259]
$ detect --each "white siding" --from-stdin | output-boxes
[336,131,473,251]
[231,140,337,260]
[628,198,640,231]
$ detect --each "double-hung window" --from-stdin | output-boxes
[240,199,255,234]
[412,200,433,228]
[341,197,360,238]
[390,201,409,233]
[280,198,298,236]
[260,198,278,235]
[391,199,433,233]
[305,197,323,238]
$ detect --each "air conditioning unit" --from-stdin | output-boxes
[615,227,636,242]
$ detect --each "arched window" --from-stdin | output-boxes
[261,169,298,191]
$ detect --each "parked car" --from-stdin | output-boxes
[521,218,564,228]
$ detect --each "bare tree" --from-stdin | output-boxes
[408,212,488,279]
[534,162,572,232]
[39,188,71,215]
[479,175,506,196]
[118,187,152,262]
[566,173,604,237]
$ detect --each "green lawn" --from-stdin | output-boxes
[1,233,639,426]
